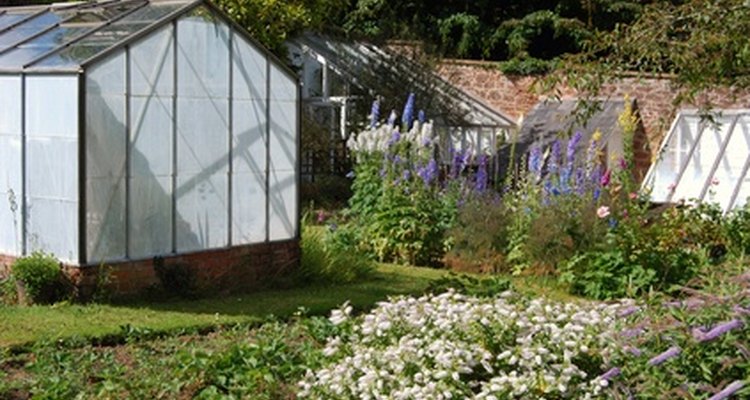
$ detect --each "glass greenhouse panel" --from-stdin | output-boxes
[177,7,230,99]
[706,116,750,211]
[232,32,266,101]
[0,12,61,50]
[176,95,229,251]
[0,75,22,255]
[25,75,78,262]
[232,172,266,244]
[176,172,228,251]
[232,99,266,174]
[645,111,750,213]
[86,51,126,262]
[130,25,173,97]
[269,170,296,241]
[129,93,174,258]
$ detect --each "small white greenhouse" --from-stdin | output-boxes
[0,0,300,285]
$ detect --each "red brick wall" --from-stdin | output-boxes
[437,59,750,168]
[1,240,300,298]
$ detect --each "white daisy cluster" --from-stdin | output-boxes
[346,120,435,155]
[298,291,625,399]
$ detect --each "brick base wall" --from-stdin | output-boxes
[0,240,300,298]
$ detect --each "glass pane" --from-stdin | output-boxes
[673,116,728,202]
[232,99,266,175]
[0,12,61,50]
[130,25,173,97]
[176,172,228,251]
[232,171,266,244]
[129,176,172,258]
[269,66,297,174]
[25,75,78,262]
[177,6,230,98]
[86,51,126,261]
[232,32,266,100]
[0,26,91,68]
[716,116,750,211]
[0,13,30,31]
[647,115,699,203]
[33,43,110,68]
[0,76,22,254]
[269,170,296,241]
[129,95,174,258]
[26,75,77,137]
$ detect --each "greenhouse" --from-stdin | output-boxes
[0,0,300,273]
[643,110,750,213]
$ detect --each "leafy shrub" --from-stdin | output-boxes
[11,252,69,305]
[300,225,374,284]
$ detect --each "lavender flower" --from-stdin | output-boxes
[387,110,397,126]
[418,109,426,124]
[624,346,642,356]
[599,367,621,381]
[694,319,744,342]
[402,93,415,130]
[370,100,380,128]
[648,346,681,366]
[617,305,640,318]
[707,380,745,400]
[620,327,644,338]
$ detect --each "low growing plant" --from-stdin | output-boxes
[11,252,69,305]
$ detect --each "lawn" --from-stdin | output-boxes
[0,263,447,348]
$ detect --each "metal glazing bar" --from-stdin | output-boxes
[666,118,709,203]
[171,19,178,254]
[698,115,739,200]
[227,30,233,246]
[265,55,271,242]
[125,46,131,258]
[22,0,148,69]
[20,74,26,255]
[78,72,87,265]
[0,8,49,35]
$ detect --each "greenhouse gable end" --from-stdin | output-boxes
[0,0,301,295]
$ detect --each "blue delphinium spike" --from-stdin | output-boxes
[370,100,380,128]
[418,109,426,124]
[387,110,397,126]
[402,93,415,130]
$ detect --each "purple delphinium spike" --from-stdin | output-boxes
[648,346,681,366]
[451,150,466,179]
[549,140,562,175]
[418,109,426,124]
[419,159,439,187]
[599,367,621,381]
[707,380,745,400]
[370,100,380,128]
[387,110,397,126]
[528,146,542,178]
[574,167,586,194]
[402,93,415,130]
[475,155,488,193]
[567,131,583,166]
[694,319,744,342]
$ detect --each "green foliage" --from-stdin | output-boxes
[299,225,374,284]
[446,195,512,273]
[425,272,512,297]
[215,0,347,56]
[11,252,69,305]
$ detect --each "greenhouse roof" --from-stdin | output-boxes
[643,110,750,213]
[0,0,230,73]
[289,33,516,128]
